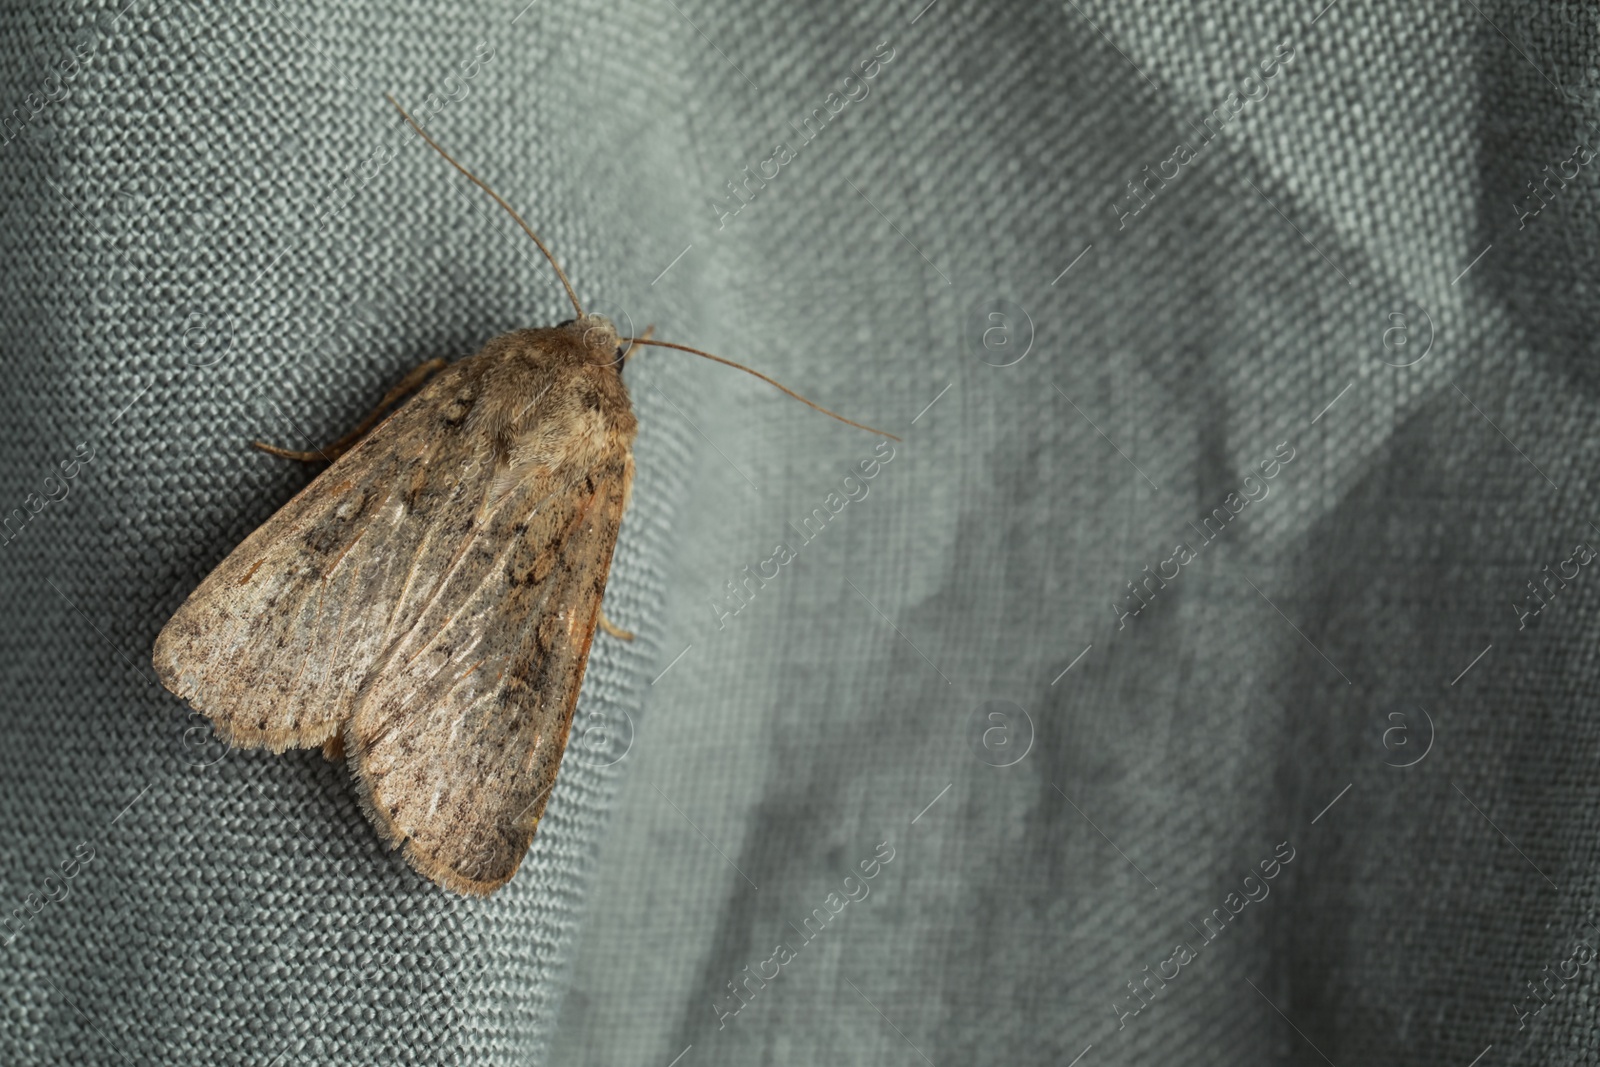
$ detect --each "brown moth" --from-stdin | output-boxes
[152,98,892,896]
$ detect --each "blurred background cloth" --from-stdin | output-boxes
[2,1,1598,1064]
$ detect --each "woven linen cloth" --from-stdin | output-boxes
[0,1,697,1063]
[4,0,1600,1065]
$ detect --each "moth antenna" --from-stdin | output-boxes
[385,93,584,319]
[620,337,901,441]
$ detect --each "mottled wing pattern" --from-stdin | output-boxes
[153,362,491,752]
[347,449,631,896]
[155,321,637,896]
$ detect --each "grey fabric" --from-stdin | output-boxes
[4,0,1599,1065]
[1,2,696,1063]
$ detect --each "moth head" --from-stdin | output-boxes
[573,314,623,369]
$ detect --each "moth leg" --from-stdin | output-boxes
[253,358,451,463]
[599,610,634,642]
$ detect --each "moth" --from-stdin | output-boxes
[153,98,893,896]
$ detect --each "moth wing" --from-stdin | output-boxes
[346,448,632,897]
[153,362,495,751]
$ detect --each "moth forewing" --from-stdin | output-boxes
[344,356,633,896]
[151,362,481,755]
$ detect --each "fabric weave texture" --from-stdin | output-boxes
[2,1,1598,1065]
